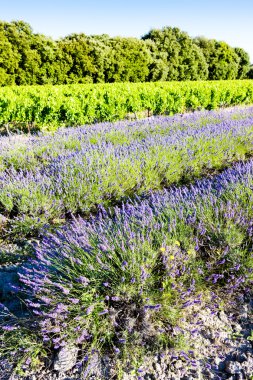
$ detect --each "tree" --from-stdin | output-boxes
[0,20,67,85]
[194,37,240,80]
[0,26,20,85]
[1,20,42,85]
[103,37,151,82]
[142,27,208,81]
[86,35,113,83]
[31,34,65,85]
[234,47,250,79]
[57,34,96,83]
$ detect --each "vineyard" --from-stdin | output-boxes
[0,80,253,132]
[0,93,253,378]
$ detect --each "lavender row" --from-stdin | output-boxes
[1,106,253,238]
[1,106,253,167]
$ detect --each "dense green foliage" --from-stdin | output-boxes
[0,21,251,86]
[0,80,253,132]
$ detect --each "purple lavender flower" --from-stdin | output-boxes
[144,304,161,310]
[98,309,109,315]
[69,298,80,304]
[2,325,18,331]
[86,306,94,315]
[114,347,120,354]
[76,276,90,286]
[111,296,120,301]
[76,329,90,344]
[40,296,52,304]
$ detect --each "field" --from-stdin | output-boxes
[0,86,253,379]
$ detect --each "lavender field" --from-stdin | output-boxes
[0,106,253,379]
[1,106,253,240]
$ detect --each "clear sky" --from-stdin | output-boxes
[1,0,253,62]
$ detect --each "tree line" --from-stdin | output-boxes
[0,20,252,86]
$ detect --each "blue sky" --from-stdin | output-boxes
[2,0,253,62]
